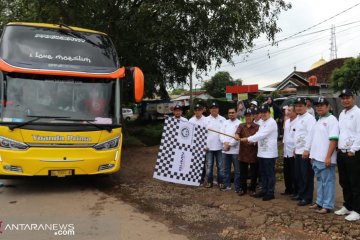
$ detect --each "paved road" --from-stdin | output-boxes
[0,177,188,240]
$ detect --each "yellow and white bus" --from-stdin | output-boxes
[0,22,144,177]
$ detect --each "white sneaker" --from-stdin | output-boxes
[345,211,360,221]
[335,206,351,216]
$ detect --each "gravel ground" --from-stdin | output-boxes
[102,145,360,240]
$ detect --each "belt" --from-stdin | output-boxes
[339,149,350,153]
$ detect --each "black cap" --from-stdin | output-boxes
[259,104,270,113]
[194,103,204,110]
[294,97,306,105]
[244,108,254,115]
[253,107,259,114]
[173,104,182,110]
[210,102,219,109]
[339,89,354,98]
[314,96,329,105]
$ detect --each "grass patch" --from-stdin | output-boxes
[124,120,164,146]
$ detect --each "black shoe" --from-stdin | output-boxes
[262,195,275,201]
[291,195,301,201]
[252,192,265,198]
[281,191,292,196]
[297,200,311,206]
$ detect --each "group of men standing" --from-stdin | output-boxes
[172,89,360,222]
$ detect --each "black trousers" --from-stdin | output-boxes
[337,151,360,213]
[283,156,296,194]
[239,161,258,192]
[294,154,314,202]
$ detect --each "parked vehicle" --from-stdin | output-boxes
[122,108,135,121]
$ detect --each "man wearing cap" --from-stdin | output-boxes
[189,103,207,183]
[293,97,316,206]
[219,107,241,192]
[253,107,264,126]
[204,102,226,188]
[335,89,360,221]
[235,108,259,196]
[308,97,339,214]
[172,104,188,121]
[282,104,298,196]
[189,103,206,127]
[240,104,278,201]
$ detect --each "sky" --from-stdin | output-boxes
[196,0,360,89]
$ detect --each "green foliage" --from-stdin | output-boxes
[170,88,187,95]
[271,91,281,99]
[331,57,360,93]
[127,121,164,146]
[204,71,235,98]
[0,0,291,98]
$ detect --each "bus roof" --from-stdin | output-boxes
[7,22,107,35]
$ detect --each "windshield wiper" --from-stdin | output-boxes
[53,118,112,133]
[59,24,100,47]
[9,115,70,131]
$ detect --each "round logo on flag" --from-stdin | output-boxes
[181,127,190,138]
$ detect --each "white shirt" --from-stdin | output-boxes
[309,114,339,164]
[189,115,206,128]
[173,116,188,122]
[338,105,360,153]
[294,112,316,154]
[307,107,315,117]
[219,119,240,154]
[248,117,278,158]
[254,119,264,127]
[283,117,298,158]
[205,114,226,151]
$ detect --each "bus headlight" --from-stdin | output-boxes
[93,137,119,151]
[0,136,28,150]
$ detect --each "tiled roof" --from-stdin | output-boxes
[300,58,350,84]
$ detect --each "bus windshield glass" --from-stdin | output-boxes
[0,73,115,125]
[0,25,119,73]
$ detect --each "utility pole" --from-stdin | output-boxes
[330,24,338,60]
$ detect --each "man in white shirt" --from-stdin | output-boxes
[220,107,241,192]
[293,97,316,206]
[282,104,298,196]
[189,103,206,127]
[253,107,264,126]
[309,97,339,214]
[189,103,207,183]
[204,102,226,188]
[240,104,278,201]
[335,89,360,221]
[306,98,315,117]
[172,104,188,121]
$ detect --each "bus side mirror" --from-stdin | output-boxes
[132,67,144,103]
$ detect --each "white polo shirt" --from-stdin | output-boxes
[248,117,278,158]
[338,105,360,153]
[254,119,264,127]
[309,114,339,164]
[189,115,206,128]
[219,119,240,154]
[205,114,226,151]
[283,117,298,158]
[173,116,188,122]
[294,112,316,155]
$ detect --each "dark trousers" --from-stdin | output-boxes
[258,157,276,196]
[283,156,296,194]
[295,154,314,202]
[337,151,360,213]
[239,161,258,192]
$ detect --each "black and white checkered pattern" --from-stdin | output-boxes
[153,117,207,186]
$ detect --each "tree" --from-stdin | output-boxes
[0,0,291,99]
[204,71,235,98]
[331,57,360,93]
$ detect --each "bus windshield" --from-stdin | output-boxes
[0,73,116,125]
[0,25,119,73]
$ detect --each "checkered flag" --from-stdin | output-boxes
[153,117,207,186]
